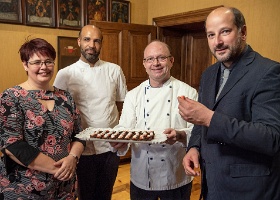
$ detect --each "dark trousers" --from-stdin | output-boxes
[76,151,120,200]
[130,181,192,200]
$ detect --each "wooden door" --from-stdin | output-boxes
[185,31,214,90]
[158,27,212,91]
[89,21,157,91]
[153,6,222,91]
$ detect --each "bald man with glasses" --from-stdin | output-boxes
[111,40,198,200]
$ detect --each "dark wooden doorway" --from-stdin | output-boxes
[153,6,222,90]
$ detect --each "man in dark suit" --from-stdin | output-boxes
[178,6,280,200]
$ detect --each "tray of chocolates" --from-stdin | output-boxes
[76,127,167,144]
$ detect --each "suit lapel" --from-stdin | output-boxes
[214,64,249,104]
[203,65,219,110]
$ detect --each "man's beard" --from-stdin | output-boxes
[81,48,100,63]
[213,37,242,63]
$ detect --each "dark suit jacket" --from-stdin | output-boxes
[189,46,280,200]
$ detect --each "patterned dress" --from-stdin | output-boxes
[0,86,83,199]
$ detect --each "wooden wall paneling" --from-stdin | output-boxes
[122,24,157,90]
[89,20,156,90]
[100,29,122,65]
[126,30,153,90]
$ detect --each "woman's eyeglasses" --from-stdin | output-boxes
[27,60,55,67]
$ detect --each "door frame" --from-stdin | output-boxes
[153,5,223,31]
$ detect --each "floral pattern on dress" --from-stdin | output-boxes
[0,86,83,199]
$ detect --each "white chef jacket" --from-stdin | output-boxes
[53,59,127,155]
[115,77,198,190]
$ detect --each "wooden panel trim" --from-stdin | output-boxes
[153,5,223,27]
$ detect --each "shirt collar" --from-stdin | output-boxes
[146,77,172,88]
[78,58,101,68]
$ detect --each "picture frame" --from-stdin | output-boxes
[57,0,83,30]
[57,36,80,71]
[109,0,130,23]
[85,0,108,24]
[0,0,23,24]
[24,0,55,27]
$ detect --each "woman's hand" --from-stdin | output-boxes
[53,155,78,181]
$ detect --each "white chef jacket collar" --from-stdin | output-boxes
[147,77,172,88]
[77,58,102,68]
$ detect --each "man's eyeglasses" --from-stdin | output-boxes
[143,55,172,64]
[27,60,55,67]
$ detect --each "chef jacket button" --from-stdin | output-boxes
[150,158,153,160]
[161,159,165,161]
[162,145,165,148]
[147,128,150,130]
[147,100,149,102]
[167,113,170,116]
[168,100,170,102]
[169,86,172,88]
[147,114,149,116]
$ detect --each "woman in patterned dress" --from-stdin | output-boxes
[0,38,85,199]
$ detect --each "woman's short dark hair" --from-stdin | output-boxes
[19,38,56,62]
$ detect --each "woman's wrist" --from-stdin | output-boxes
[68,153,79,164]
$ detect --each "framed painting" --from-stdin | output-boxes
[57,0,83,30]
[109,0,130,23]
[57,36,80,71]
[0,0,22,24]
[85,0,108,24]
[24,0,55,27]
